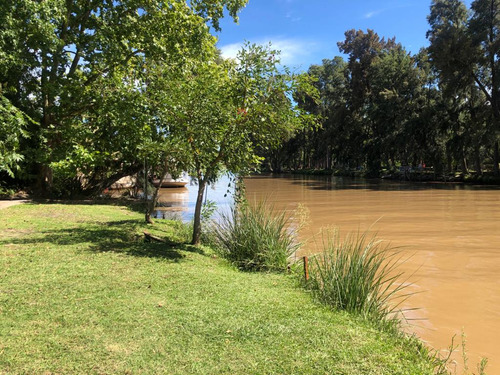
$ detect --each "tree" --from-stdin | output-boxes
[0,95,29,180]
[149,44,318,245]
[427,0,500,174]
[338,29,398,109]
[338,29,405,176]
[0,0,247,195]
[293,57,350,171]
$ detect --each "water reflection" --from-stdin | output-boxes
[153,187,189,219]
[153,175,235,221]
[263,173,500,191]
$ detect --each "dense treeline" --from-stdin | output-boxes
[265,0,500,179]
[3,0,500,197]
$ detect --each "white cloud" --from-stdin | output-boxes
[219,37,319,68]
[364,9,383,19]
[219,42,242,61]
[285,11,302,22]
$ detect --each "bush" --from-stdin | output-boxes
[214,201,300,272]
[307,229,411,327]
[0,185,16,198]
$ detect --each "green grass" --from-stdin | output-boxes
[0,202,438,374]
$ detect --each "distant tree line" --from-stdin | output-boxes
[263,0,500,179]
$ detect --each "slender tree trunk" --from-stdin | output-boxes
[145,191,155,224]
[37,60,54,196]
[144,161,154,224]
[489,0,500,176]
[145,160,170,224]
[474,146,482,176]
[191,178,206,245]
[302,132,307,169]
[494,140,500,176]
[461,156,468,176]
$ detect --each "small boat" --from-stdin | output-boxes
[152,172,189,188]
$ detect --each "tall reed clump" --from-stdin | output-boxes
[307,229,412,328]
[214,201,300,272]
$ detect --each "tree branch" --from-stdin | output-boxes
[472,72,492,103]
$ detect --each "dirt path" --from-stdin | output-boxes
[0,200,28,210]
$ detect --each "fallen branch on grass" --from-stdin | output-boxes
[143,231,166,243]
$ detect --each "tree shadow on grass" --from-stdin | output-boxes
[0,218,202,262]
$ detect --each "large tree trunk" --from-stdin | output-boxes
[37,164,53,196]
[446,154,452,178]
[270,149,283,173]
[191,178,206,245]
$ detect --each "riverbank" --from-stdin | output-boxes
[285,168,500,185]
[0,202,440,374]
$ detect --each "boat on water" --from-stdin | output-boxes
[152,172,189,188]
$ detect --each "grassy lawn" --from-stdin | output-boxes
[0,202,437,374]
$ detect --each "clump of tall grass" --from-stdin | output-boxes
[307,228,412,328]
[214,201,300,272]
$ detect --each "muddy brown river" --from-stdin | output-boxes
[158,174,500,372]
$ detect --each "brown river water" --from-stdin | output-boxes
[157,174,500,372]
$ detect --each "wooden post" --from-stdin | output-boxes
[303,256,309,282]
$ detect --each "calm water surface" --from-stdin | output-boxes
[157,174,500,371]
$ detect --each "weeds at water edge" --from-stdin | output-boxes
[305,228,415,331]
[213,200,301,272]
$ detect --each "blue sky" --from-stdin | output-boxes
[215,0,472,71]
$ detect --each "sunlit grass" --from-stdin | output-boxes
[0,203,439,374]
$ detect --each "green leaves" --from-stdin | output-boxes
[0,95,32,178]
[146,44,318,243]
[427,0,500,175]
[427,0,477,93]
[152,44,316,182]
[1,0,247,192]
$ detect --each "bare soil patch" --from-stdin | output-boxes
[0,200,28,210]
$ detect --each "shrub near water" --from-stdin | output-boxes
[307,229,411,327]
[214,201,300,272]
